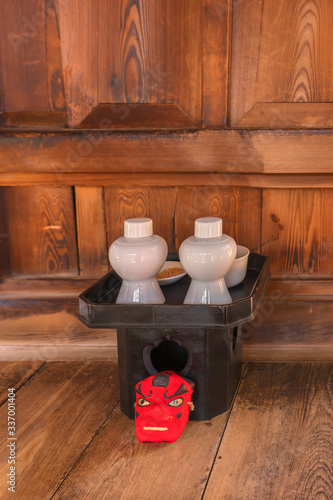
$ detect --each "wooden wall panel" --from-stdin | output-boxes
[261,189,333,278]
[105,186,261,256]
[0,188,10,277]
[0,0,65,116]
[231,0,333,127]
[104,187,150,248]
[4,187,78,276]
[57,0,202,127]
[175,187,261,252]
[104,187,177,253]
[202,0,231,127]
[75,187,108,276]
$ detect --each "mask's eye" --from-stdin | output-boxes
[167,397,184,407]
[137,398,150,407]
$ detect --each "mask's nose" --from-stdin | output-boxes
[145,405,170,422]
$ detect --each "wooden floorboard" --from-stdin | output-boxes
[0,361,332,499]
[203,363,333,500]
[0,361,44,405]
[0,361,119,499]
[53,406,230,500]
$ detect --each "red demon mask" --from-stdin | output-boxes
[135,371,195,443]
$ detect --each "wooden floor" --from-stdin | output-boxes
[0,362,332,499]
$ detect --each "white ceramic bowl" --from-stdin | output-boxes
[157,261,187,286]
[225,245,250,288]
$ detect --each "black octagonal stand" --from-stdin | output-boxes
[79,253,270,420]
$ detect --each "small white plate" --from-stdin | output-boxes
[157,261,187,286]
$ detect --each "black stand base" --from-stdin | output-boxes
[117,326,242,421]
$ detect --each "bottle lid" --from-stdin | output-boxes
[194,217,222,238]
[124,218,153,238]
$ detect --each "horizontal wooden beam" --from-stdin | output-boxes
[2,277,331,301]
[0,278,96,299]
[0,278,332,361]
[0,346,117,361]
[243,301,333,362]
[1,129,333,174]
[1,172,333,188]
[265,280,333,302]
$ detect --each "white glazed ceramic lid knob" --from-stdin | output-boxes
[194,217,222,238]
[124,218,153,238]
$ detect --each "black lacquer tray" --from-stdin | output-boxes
[79,253,270,329]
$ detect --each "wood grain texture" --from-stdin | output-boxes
[0,361,119,499]
[0,362,331,497]
[176,187,261,252]
[0,188,10,277]
[55,0,108,127]
[261,189,333,277]
[57,0,201,127]
[104,187,150,249]
[0,0,65,114]
[2,172,333,189]
[4,187,78,276]
[0,361,44,405]
[231,0,333,127]
[202,0,231,127]
[104,186,177,254]
[235,103,333,129]
[4,130,333,174]
[75,187,108,276]
[53,405,230,500]
[204,363,333,499]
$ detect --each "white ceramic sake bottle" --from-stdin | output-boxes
[109,218,168,304]
[179,217,237,304]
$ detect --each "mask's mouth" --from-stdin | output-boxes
[143,426,168,431]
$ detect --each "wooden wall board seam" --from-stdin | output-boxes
[226,0,232,128]
[3,173,333,188]
[72,186,81,274]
